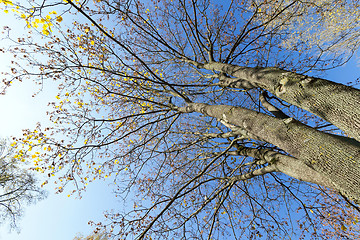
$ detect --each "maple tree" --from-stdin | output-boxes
[1,0,360,239]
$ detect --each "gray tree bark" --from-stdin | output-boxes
[178,77,360,202]
[187,61,360,142]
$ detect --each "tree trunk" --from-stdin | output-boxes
[194,61,360,142]
[178,102,360,203]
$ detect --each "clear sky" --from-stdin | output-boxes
[0,3,359,240]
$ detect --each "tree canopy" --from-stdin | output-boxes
[0,140,46,230]
[1,0,360,239]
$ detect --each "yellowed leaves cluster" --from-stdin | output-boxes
[0,1,63,35]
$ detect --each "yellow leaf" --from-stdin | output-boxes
[90,40,94,45]
[42,29,50,35]
[56,16,63,22]
[1,0,13,6]
[42,23,49,29]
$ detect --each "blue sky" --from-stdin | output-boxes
[0,49,120,240]
[0,8,120,240]
[0,2,359,240]
[0,66,120,240]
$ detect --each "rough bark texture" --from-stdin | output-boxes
[198,62,360,142]
[179,103,360,203]
[228,148,336,188]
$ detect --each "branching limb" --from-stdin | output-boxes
[136,137,241,239]
[220,114,262,141]
[231,165,277,181]
[228,147,336,189]
[170,130,245,139]
[260,91,289,119]
[213,73,256,89]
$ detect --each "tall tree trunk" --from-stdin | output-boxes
[178,102,360,203]
[190,61,360,142]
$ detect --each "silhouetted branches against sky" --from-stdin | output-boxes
[1,0,360,239]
